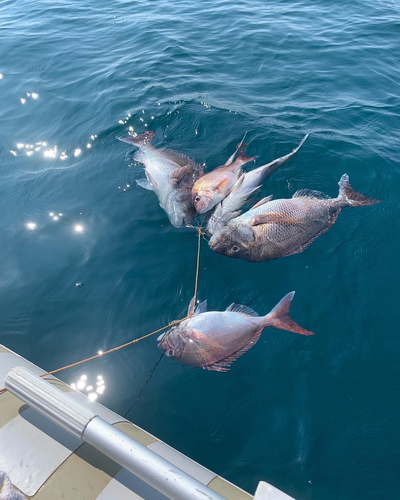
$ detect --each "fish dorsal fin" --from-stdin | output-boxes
[203,329,263,372]
[162,149,203,173]
[194,300,207,315]
[250,195,273,210]
[226,304,259,316]
[225,132,248,165]
[293,189,329,199]
[171,165,190,185]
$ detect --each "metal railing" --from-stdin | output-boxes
[5,366,225,500]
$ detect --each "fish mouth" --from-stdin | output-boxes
[208,235,222,253]
[169,210,195,228]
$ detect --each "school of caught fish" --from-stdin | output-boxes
[119,129,381,371]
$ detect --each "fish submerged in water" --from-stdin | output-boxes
[158,292,313,371]
[209,174,380,262]
[119,131,203,228]
[191,134,257,214]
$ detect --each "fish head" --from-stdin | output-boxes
[164,193,196,228]
[192,189,215,214]
[157,326,187,362]
[209,224,256,261]
[192,175,223,214]
[158,323,210,367]
[167,208,193,228]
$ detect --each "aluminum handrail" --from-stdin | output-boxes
[5,366,225,500]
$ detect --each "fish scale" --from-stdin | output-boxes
[158,293,314,371]
[209,174,380,262]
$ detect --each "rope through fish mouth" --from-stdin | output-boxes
[0,227,203,394]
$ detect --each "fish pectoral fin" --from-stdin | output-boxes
[188,297,207,315]
[136,178,154,191]
[250,195,273,210]
[171,165,190,185]
[213,177,230,193]
[203,329,263,372]
[194,300,207,315]
[249,213,302,226]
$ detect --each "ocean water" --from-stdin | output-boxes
[0,0,399,498]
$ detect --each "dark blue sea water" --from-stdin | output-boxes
[0,1,399,498]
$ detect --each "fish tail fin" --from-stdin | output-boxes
[243,134,309,186]
[236,150,258,166]
[295,133,309,151]
[263,291,314,336]
[338,174,380,206]
[118,131,155,146]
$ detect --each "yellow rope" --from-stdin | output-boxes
[193,226,202,307]
[0,227,202,393]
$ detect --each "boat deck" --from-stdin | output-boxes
[0,345,293,500]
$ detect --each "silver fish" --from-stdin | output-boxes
[119,132,203,228]
[207,134,309,235]
[209,174,380,262]
[158,292,314,372]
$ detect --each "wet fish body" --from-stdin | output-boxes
[119,132,203,227]
[192,135,257,214]
[158,292,313,372]
[207,134,309,235]
[209,174,380,262]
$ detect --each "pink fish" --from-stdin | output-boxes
[191,134,257,214]
[209,174,381,262]
[158,292,313,372]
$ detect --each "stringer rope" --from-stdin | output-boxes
[0,227,202,394]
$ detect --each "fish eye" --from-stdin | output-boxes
[232,245,240,253]
[194,195,200,203]
[168,349,174,356]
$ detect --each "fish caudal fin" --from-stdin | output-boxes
[118,131,155,146]
[338,174,380,206]
[264,291,314,336]
[236,150,258,167]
